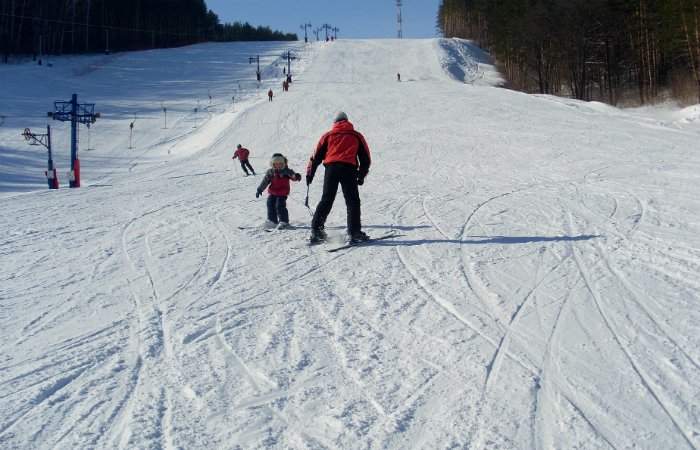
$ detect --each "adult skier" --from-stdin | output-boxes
[232,144,256,176]
[306,111,371,244]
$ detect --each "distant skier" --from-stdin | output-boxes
[232,144,256,176]
[397,73,401,81]
[306,111,371,244]
[268,89,274,101]
[256,153,302,229]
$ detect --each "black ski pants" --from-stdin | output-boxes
[239,160,255,175]
[267,195,289,223]
[311,162,361,234]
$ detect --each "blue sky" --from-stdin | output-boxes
[204,0,443,39]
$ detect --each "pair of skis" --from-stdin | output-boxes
[237,226,294,233]
[300,186,403,251]
[315,232,403,253]
[239,226,402,252]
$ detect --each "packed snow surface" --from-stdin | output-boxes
[1,38,699,449]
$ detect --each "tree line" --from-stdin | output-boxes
[438,0,700,105]
[1,0,297,63]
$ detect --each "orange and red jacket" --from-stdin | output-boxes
[306,120,371,180]
[233,147,250,161]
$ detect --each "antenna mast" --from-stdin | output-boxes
[396,0,403,39]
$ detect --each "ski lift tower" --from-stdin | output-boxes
[397,0,403,39]
[322,23,332,41]
[49,93,99,188]
[300,22,312,42]
[23,126,58,189]
[286,50,295,77]
[249,55,261,81]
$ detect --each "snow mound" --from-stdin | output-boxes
[436,38,504,86]
[678,104,700,122]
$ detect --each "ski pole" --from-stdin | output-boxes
[304,184,313,216]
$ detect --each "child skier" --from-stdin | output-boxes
[256,153,302,229]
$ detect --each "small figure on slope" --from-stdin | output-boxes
[232,144,256,176]
[256,153,302,229]
[268,89,274,101]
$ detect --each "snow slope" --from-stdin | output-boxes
[1,38,699,449]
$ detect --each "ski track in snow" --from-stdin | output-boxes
[567,212,695,448]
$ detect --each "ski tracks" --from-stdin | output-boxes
[304,249,394,437]
[567,210,699,449]
[293,216,453,446]
[433,175,671,447]
[113,197,237,448]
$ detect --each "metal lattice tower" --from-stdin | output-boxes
[397,0,403,38]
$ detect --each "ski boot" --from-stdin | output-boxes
[309,228,327,244]
[347,230,370,245]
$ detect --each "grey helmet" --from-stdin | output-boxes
[333,111,348,123]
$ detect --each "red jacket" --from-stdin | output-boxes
[257,168,300,196]
[233,147,250,161]
[306,120,371,179]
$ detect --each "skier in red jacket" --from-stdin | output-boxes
[256,153,302,229]
[306,111,371,244]
[232,144,256,176]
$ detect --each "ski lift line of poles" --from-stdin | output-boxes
[0,113,58,121]
[5,90,259,136]
[11,56,294,155]
[250,49,301,79]
[2,98,223,123]
[3,51,286,124]
[90,93,257,119]
[2,68,278,126]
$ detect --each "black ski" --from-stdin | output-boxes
[326,233,403,253]
[238,226,275,232]
[238,226,298,232]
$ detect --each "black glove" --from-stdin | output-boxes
[306,174,313,186]
[255,190,262,198]
[357,176,365,186]
[294,173,302,181]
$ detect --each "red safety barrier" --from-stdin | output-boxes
[74,158,80,187]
